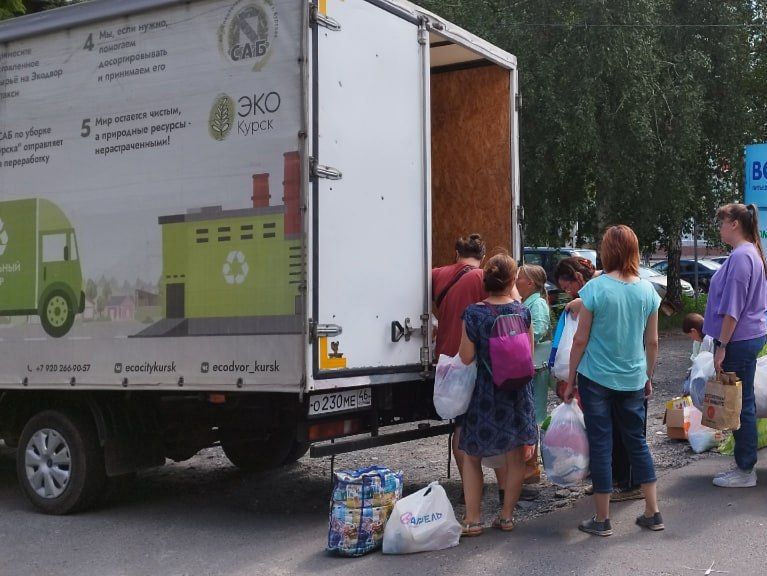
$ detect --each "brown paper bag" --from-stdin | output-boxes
[701,372,742,430]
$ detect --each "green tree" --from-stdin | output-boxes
[0,0,24,20]
[1,0,81,21]
[85,278,97,303]
[414,0,761,306]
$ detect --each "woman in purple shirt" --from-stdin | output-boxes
[704,203,767,488]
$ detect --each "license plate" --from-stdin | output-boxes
[308,388,372,416]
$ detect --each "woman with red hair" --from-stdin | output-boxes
[561,225,663,536]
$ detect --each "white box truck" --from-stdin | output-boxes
[0,0,521,513]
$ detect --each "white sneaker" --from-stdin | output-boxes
[714,466,738,479]
[712,468,757,488]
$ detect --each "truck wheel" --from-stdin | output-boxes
[17,410,106,515]
[282,441,310,465]
[220,429,296,472]
[40,290,75,338]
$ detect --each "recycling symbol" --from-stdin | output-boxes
[222,250,249,285]
[0,218,7,257]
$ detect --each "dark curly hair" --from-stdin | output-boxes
[455,234,486,260]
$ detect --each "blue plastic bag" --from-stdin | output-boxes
[327,466,403,557]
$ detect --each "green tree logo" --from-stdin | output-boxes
[209,93,235,141]
[0,218,8,256]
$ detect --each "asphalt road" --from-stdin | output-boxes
[1,446,763,576]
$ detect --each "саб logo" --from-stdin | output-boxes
[218,0,279,71]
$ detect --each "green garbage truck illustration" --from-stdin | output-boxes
[0,198,84,337]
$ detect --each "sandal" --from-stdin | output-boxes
[492,515,514,532]
[460,521,483,537]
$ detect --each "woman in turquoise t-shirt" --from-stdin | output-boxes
[515,264,551,485]
[561,225,663,537]
[515,264,551,424]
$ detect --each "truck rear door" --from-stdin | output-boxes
[310,0,428,382]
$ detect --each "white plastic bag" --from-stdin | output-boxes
[382,481,461,554]
[552,314,579,381]
[689,351,715,412]
[433,354,477,419]
[541,402,590,487]
[755,355,767,418]
[687,406,722,454]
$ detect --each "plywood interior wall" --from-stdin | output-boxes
[431,65,511,268]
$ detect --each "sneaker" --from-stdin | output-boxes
[636,512,665,531]
[712,468,757,488]
[611,486,644,502]
[578,516,613,537]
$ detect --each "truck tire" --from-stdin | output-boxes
[221,429,298,472]
[40,290,75,338]
[282,441,310,465]
[16,410,106,515]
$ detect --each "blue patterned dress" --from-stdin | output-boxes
[458,301,538,457]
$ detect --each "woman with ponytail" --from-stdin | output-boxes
[705,203,767,488]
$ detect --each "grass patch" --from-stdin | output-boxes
[659,293,707,333]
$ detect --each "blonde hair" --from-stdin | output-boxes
[518,264,547,298]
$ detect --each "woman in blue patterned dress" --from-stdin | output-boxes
[457,253,538,536]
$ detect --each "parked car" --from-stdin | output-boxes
[523,247,597,310]
[651,259,721,292]
[639,266,695,298]
[523,247,597,281]
[709,256,729,265]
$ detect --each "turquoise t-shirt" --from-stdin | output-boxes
[523,292,551,343]
[577,274,661,391]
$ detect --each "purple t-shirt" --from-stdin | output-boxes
[703,243,767,342]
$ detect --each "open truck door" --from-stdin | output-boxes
[309,0,430,384]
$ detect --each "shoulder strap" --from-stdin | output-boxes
[434,265,475,309]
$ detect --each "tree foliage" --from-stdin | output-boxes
[414,0,767,305]
[0,0,25,20]
[0,0,78,20]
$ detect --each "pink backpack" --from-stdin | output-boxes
[482,304,535,391]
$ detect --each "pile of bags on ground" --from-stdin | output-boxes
[326,466,461,557]
[666,350,767,453]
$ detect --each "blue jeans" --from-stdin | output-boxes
[721,335,767,472]
[578,374,657,493]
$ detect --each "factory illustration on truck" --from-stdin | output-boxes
[137,150,304,337]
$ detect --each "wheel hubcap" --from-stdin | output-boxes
[25,429,71,499]
[46,296,69,328]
